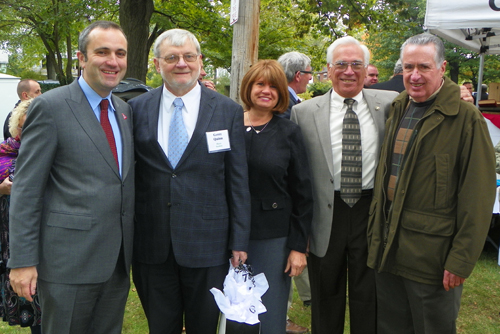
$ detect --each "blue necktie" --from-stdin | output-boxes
[168,98,188,168]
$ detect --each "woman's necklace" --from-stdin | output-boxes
[246,112,271,134]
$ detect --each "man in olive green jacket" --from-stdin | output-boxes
[367,33,496,334]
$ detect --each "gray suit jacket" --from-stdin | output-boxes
[8,80,135,284]
[129,84,251,268]
[291,88,398,257]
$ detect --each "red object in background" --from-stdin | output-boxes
[482,113,500,129]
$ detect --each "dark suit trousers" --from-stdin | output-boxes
[375,271,462,334]
[38,250,129,334]
[133,246,227,334]
[309,191,376,334]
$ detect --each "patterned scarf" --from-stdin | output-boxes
[0,137,20,181]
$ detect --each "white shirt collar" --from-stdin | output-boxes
[330,89,364,111]
[161,82,202,113]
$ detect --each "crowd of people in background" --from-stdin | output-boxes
[0,19,496,334]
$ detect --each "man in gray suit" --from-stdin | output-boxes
[128,29,250,334]
[8,21,134,334]
[291,36,398,334]
[277,51,313,120]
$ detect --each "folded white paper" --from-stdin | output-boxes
[210,261,269,325]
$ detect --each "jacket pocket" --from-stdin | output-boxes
[395,209,454,278]
[202,205,229,220]
[434,154,449,210]
[47,211,93,230]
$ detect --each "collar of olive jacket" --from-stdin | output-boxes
[392,76,463,118]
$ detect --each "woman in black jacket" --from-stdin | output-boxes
[240,60,313,334]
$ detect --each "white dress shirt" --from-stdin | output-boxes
[329,90,379,190]
[158,83,201,157]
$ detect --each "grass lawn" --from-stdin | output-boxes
[1,249,499,333]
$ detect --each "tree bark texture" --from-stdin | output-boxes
[120,0,154,82]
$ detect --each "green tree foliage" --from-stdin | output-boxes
[362,0,424,80]
[307,80,332,97]
[364,0,500,86]
[3,0,500,89]
[0,0,117,85]
[121,0,233,81]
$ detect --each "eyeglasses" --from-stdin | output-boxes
[299,70,313,74]
[331,61,364,71]
[158,53,199,64]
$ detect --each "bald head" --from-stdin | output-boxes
[17,79,42,101]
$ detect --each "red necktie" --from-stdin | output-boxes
[100,99,118,167]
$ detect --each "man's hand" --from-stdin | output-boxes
[285,250,307,277]
[231,250,247,267]
[201,80,216,91]
[443,269,465,291]
[460,85,474,103]
[0,177,12,195]
[9,266,38,302]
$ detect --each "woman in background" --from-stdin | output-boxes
[0,99,41,333]
[240,60,313,334]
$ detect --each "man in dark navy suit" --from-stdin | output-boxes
[128,29,251,334]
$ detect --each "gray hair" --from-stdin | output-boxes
[394,58,403,74]
[78,21,125,60]
[400,33,445,67]
[326,36,370,67]
[154,29,201,58]
[277,52,311,83]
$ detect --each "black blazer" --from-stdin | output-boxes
[369,74,405,93]
[129,84,251,268]
[245,116,312,253]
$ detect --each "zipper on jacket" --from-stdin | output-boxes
[381,115,398,249]
[383,126,419,246]
[382,108,433,247]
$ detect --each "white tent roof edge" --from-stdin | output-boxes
[424,0,500,106]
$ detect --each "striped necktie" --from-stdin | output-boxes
[340,98,362,207]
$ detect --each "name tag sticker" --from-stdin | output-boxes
[206,130,231,153]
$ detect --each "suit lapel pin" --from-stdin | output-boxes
[375,106,380,110]
[122,113,127,120]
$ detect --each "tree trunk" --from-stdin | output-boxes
[65,34,74,84]
[46,54,56,80]
[229,0,261,104]
[120,0,154,83]
[448,60,459,84]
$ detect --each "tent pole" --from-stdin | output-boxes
[476,53,485,108]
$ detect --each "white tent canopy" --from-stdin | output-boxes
[424,0,500,105]
[0,74,20,125]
